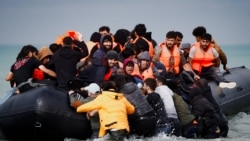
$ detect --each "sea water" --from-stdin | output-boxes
[0,44,250,141]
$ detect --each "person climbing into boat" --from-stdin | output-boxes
[192,26,229,72]
[5,45,57,93]
[188,33,236,89]
[77,81,135,141]
[142,78,173,136]
[52,36,88,91]
[155,76,182,136]
[189,86,220,139]
[112,75,157,138]
[194,79,229,137]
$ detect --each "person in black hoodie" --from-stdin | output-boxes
[52,36,88,90]
[189,86,220,139]
[195,79,229,137]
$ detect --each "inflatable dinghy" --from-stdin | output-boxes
[0,85,92,140]
[209,66,250,116]
[1,66,250,140]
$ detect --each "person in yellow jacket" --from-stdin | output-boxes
[77,81,135,140]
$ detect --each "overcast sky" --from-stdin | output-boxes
[0,0,249,46]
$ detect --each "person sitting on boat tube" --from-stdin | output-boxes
[188,33,236,89]
[5,45,57,93]
[77,81,135,140]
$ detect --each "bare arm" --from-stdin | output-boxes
[39,65,57,78]
[5,71,14,81]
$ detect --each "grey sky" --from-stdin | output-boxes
[0,0,249,46]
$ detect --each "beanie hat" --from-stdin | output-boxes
[138,51,150,61]
[106,50,118,60]
[85,83,101,94]
[38,46,53,61]
[123,58,134,70]
[181,43,191,50]
[201,33,212,41]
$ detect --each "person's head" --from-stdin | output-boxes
[90,32,101,43]
[63,36,73,47]
[155,76,167,86]
[100,34,113,52]
[85,83,101,97]
[16,45,38,60]
[200,33,212,51]
[38,46,53,65]
[101,80,117,91]
[192,26,206,42]
[181,42,191,56]
[123,58,134,75]
[49,43,61,53]
[134,23,147,36]
[138,51,151,71]
[121,47,135,60]
[114,29,130,46]
[106,50,118,68]
[143,78,157,93]
[174,31,183,47]
[165,31,176,50]
[99,26,110,35]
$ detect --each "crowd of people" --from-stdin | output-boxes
[4,24,236,140]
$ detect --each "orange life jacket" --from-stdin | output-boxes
[159,42,181,74]
[191,44,215,73]
[132,63,154,80]
[32,68,44,80]
[104,68,113,81]
[133,37,154,58]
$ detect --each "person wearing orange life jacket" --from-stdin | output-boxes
[132,24,154,58]
[192,26,229,72]
[189,33,236,89]
[112,29,131,53]
[153,31,199,79]
[132,51,159,80]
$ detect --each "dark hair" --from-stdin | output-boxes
[101,81,117,91]
[49,43,61,53]
[166,31,176,39]
[192,26,206,37]
[99,26,110,33]
[121,47,135,60]
[63,36,73,47]
[175,31,183,39]
[144,78,157,91]
[201,33,212,41]
[114,29,130,46]
[90,32,101,42]
[16,45,38,60]
[155,76,167,85]
[134,24,146,36]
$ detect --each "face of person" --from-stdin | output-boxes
[166,38,175,50]
[107,59,116,67]
[175,36,182,47]
[125,64,134,75]
[100,30,109,35]
[200,39,211,51]
[103,39,112,51]
[139,59,150,71]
